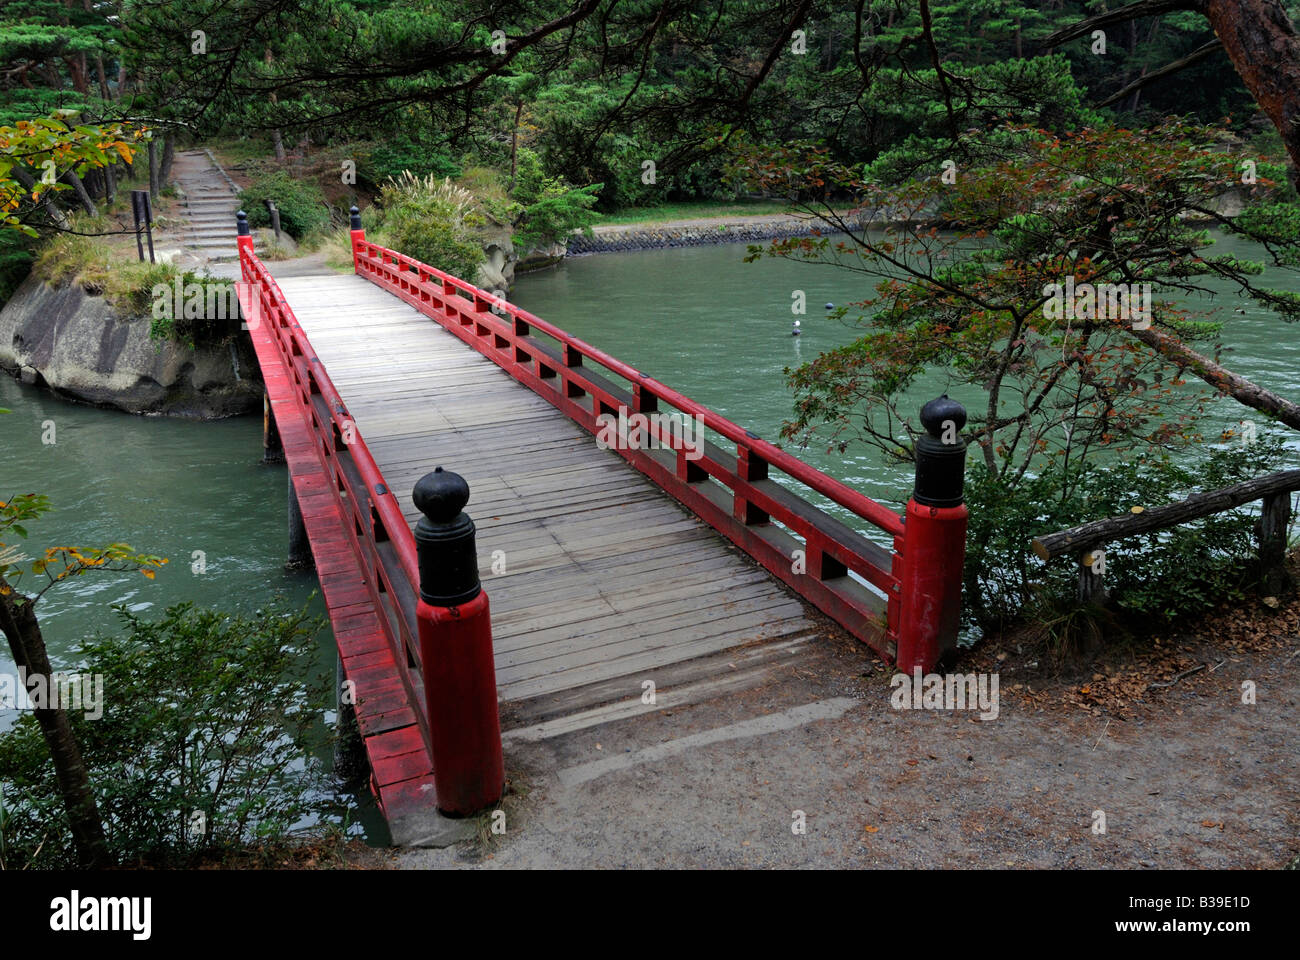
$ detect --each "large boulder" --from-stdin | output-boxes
[0,274,260,419]
[472,220,518,300]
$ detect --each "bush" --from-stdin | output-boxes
[0,602,331,868]
[0,231,34,306]
[510,148,601,251]
[375,172,486,280]
[358,134,461,189]
[963,435,1291,634]
[239,171,330,240]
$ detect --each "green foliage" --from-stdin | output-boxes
[863,56,1101,185]
[375,171,486,281]
[0,229,33,304]
[239,171,329,240]
[0,111,143,236]
[963,436,1290,632]
[358,133,460,188]
[510,148,601,250]
[0,601,331,868]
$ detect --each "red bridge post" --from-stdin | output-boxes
[349,205,365,274]
[412,467,505,816]
[896,396,969,673]
[236,209,254,261]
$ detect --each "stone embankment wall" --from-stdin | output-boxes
[565,211,876,255]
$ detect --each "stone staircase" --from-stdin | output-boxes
[170,150,242,262]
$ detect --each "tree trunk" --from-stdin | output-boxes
[1256,490,1293,595]
[148,139,159,201]
[1129,325,1300,431]
[0,594,111,868]
[509,101,523,191]
[84,0,110,99]
[12,166,71,230]
[1199,0,1300,180]
[95,54,110,99]
[61,169,97,217]
[160,132,176,190]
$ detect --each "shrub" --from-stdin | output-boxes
[0,602,331,868]
[375,172,486,280]
[0,231,34,305]
[510,148,601,251]
[963,435,1290,634]
[239,171,330,239]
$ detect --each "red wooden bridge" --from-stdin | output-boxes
[234,209,968,843]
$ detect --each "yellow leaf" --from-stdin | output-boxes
[141,569,155,580]
[863,825,879,834]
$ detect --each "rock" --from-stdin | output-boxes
[0,273,261,419]
[255,227,298,254]
[472,220,518,301]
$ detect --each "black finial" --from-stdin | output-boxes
[920,394,966,439]
[236,210,249,236]
[412,467,480,606]
[350,205,362,230]
[413,466,470,524]
[912,396,969,508]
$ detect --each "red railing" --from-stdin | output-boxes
[239,239,432,752]
[352,236,907,659]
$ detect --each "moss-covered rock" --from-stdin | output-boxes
[0,274,259,419]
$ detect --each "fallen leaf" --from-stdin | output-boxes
[863,825,879,834]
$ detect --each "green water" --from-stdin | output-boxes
[512,231,1300,534]
[0,376,385,839]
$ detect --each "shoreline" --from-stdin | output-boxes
[565,208,883,255]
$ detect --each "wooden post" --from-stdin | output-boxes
[334,654,367,784]
[1257,491,1292,596]
[349,206,365,274]
[896,396,969,672]
[412,467,504,816]
[262,391,284,463]
[1078,549,1106,605]
[287,474,312,570]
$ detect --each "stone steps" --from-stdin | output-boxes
[170,152,247,263]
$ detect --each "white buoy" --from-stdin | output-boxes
[792,319,801,336]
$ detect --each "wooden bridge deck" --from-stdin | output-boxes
[272,272,821,723]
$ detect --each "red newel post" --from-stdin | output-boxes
[895,395,969,673]
[349,205,365,274]
[412,467,505,816]
[236,210,254,269]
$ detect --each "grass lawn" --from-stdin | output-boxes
[595,200,796,225]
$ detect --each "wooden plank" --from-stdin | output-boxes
[273,272,830,721]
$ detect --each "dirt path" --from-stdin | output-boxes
[399,603,1298,869]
